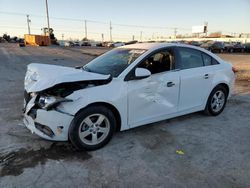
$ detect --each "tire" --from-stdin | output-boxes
[204,85,228,116]
[69,105,116,151]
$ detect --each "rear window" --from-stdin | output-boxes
[202,53,219,66]
[178,48,204,69]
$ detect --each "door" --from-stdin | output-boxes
[176,47,214,111]
[127,48,180,127]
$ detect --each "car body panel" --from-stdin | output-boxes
[127,71,180,127]
[178,66,214,111]
[25,63,110,93]
[23,95,73,141]
[57,79,129,130]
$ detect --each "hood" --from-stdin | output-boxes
[25,63,110,93]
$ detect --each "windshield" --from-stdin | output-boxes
[83,48,146,77]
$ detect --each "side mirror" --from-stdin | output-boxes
[135,68,151,79]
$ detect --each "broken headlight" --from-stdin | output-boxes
[38,95,72,110]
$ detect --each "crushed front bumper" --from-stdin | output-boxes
[23,93,74,141]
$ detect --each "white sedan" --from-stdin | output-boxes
[23,43,235,150]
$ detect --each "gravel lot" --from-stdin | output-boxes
[0,43,250,188]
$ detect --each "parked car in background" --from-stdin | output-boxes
[64,41,75,47]
[224,42,234,53]
[81,41,91,46]
[233,42,245,52]
[244,43,250,53]
[189,41,202,47]
[200,41,224,53]
[96,42,104,47]
[109,42,125,47]
[23,43,235,150]
[74,41,80,46]
[18,39,25,47]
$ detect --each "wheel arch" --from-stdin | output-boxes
[213,82,230,97]
[75,102,122,132]
[204,82,230,110]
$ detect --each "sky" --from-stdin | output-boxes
[0,0,250,41]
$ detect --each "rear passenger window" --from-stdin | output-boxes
[212,58,219,65]
[178,48,204,69]
[202,53,212,66]
[202,53,219,66]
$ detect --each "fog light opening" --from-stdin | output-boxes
[35,123,55,137]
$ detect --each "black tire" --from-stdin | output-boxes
[69,105,116,151]
[204,85,228,116]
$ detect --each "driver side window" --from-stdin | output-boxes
[138,48,175,74]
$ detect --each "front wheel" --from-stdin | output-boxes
[204,85,228,116]
[69,105,116,150]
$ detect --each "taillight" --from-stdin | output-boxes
[232,66,237,74]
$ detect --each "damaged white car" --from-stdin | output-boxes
[23,43,235,150]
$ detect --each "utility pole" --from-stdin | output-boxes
[174,28,177,38]
[204,21,208,37]
[62,34,64,41]
[109,21,112,42]
[132,35,135,41]
[26,15,31,34]
[101,33,104,42]
[45,0,50,37]
[140,31,142,42]
[84,20,87,39]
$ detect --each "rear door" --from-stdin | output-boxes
[176,47,215,111]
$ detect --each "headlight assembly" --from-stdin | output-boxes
[38,95,72,110]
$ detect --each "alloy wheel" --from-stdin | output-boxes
[78,113,110,145]
[211,90,225,113]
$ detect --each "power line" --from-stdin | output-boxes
[0,11,247,41]
[0,11,191,30]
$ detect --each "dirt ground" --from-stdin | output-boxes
[0,43,250,188]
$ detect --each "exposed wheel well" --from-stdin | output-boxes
[216,83,229,97]
[76,102,121,132]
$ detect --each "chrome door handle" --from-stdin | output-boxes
[204,74,209,79]
[167,82,175,87]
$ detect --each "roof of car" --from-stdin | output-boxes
[119,42,173,50]
[119,42,206,51]
[119,42,224,63]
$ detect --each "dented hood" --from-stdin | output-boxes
[25,63,110,92]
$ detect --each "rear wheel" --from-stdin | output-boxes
[69,105,116,150]
[204,85,228,116]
